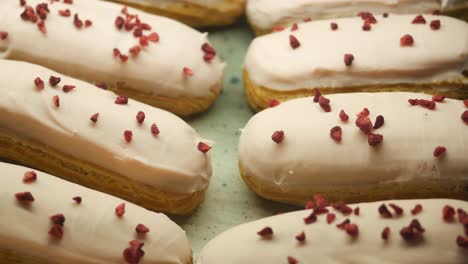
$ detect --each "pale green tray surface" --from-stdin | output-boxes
[178,25,298,256]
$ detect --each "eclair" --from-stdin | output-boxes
[198,197,468,263]
[0,60,213,215]
[243,14,468,112]
[238,92,468,206]
[246,0,468,35]
[1,162,192,264]
[0,0,225,116]
[108,0,246,28]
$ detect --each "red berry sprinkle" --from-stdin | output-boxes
[313,88,321,103]
[354,207,360,216]
[38,21,47,34]
[330,126,342,142]
[358,108,370,118]
[389,204,404,216]
[15,192,34,203]
[295,231,306,242]
[183,67,194,77]
[368,133,383,146]
[344,54,354,66]
[53,95,60,108]
[430,20,441,30]
[120,54,129,63]
[23,171,37,183]
[50,214,65,226]
[443,205,456,222]
[268,99,280,108]
[326,213,336,224]
[198,142,212,153]
[373,115,384,129]
[20,0,26,6]
[304,211,317,224]
[64,0,73,4]
[147,32,159,42]
[462,111,468,124]
[291,23,298,31]
[463,100,468,107]
[457,236,468,248]
[62,85,76,93]
[318,96,332,112]
[345,223,359,237]
[115,203,125,217]
[400,34,414,47]
[382,227,391,240]
[434,146,447,158]
[90,113,99,123]
[115,96,128,105]
[124,130,133,143]
[58,9,71,17]
[400,219,425,241]
[151,123,160,136]
[356,116,373,134]
[332,202,353,215]
[410,99,436,110]
[74,14,83,29]
[48,225,63,239]
[336,219,350,229]
[330,22,338,30]
[272,130,285,144]
[113,48,121,57]
[129,45,141,56]
[85,20,92,27]
[123,240,145,264]
[0,31,8,40]
[202,43,216,62]
[34,77,44,90]
[411,204,423,215]
[412,15,426,24]
[362,21,371,31]
[115,16,125,30]
[379,204,393,218]
[73,196,82,204]
[136,111,145,124]
[49,76,61,87]
[136,224,150,234]
[432,95,445,102]
[257,226,273,238]
[139,35,149,46]
[289,35,300,49]
[288,256,298,264]
[339,110,349,122]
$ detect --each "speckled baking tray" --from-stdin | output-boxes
[173,21,300,256]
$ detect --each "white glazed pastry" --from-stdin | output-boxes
[107,0,246,28]
[238,92,468,205]
[1,162,192,264]
[243,14,468,111]
[0,59,213,215]
[198,198,468,263]
[0,0,226,116]
[246,0,466,35]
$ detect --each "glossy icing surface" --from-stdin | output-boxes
[0,60,212,194]
[0,0,225,98]
[1,162,191,264]
[244,14,468,91]
[239,92,468,189]
[247,0,454,32]
[198,199,468,263]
